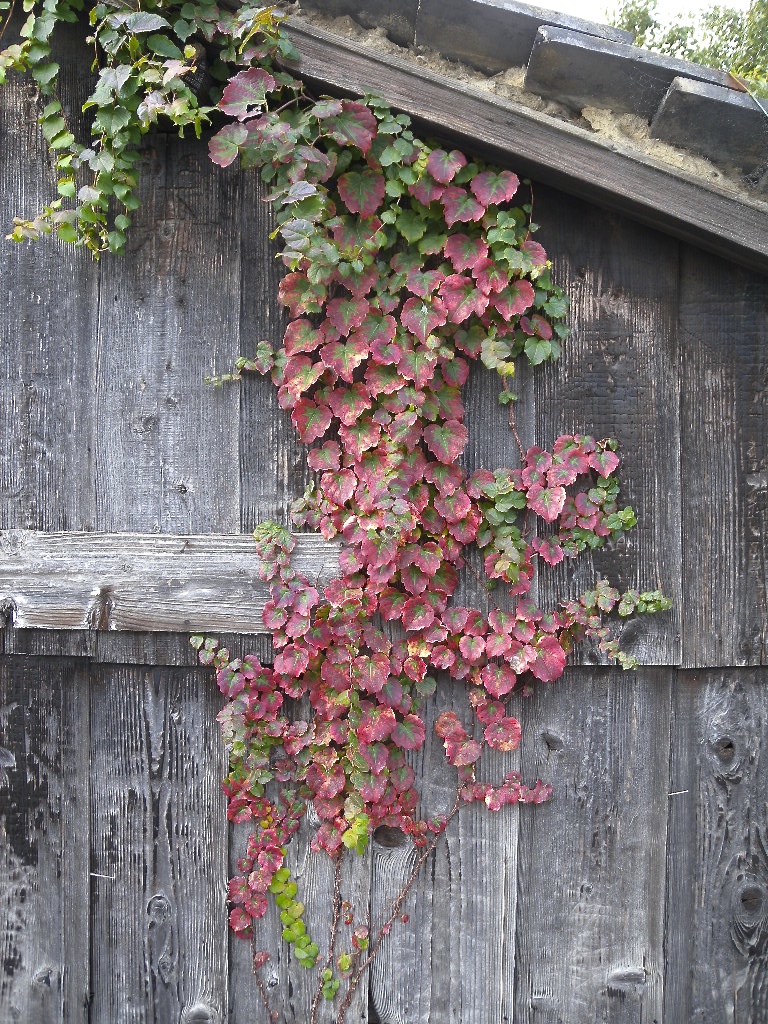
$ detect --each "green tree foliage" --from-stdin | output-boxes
[610,0,767,93]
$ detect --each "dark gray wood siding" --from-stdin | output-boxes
[1,26,767,1024]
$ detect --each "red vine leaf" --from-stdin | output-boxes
[469,169,519,205]
[337,169,386,217]
[444,233,489,272]
[401,296,448,343]
[291,399,332,443]
[440,186,485,226]
[392,714,426,750]
[423,419,469,464]
[208,123,247,167]
[321,100,377,153]
[219,68,276,121]
[426,148,467,184]
[483,716,522,752]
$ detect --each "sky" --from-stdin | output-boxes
[541,0,751,25]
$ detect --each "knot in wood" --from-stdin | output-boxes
[182,1003,218,1024]
[730,873,768,956]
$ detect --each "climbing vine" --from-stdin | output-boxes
[1,3,671,1020]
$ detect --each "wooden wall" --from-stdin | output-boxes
[1,27,767,1024]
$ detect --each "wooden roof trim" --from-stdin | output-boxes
[284,19,768,276]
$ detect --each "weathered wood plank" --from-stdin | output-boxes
[0,531,340,633]
[368,684,521,1023]
[238,168,310,531]
[0,657,90,1023]
[514,666,673,1023]
[665,668,768,1023]
[89,664,228,1024]
[284,20,768,275]
[0,37,100,533]
[678,248,768,667]
[534,190,682,666]
[93,135,242,537]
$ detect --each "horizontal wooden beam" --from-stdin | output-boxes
[0,532,340,634]
[284,20,768,276]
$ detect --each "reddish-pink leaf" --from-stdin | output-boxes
[307,440,341,472]
[320,469,356,505]
[490,279,535,319]
[354,653,390,694]
[219,67,276,121]
[307,762,346,799]
[339,418,381,459]
[434,488,472,523]
[284,319,325,356]
[280,355,325,400]
[278,273,322,317]
[321,100,377,153]
[402,597,436,631]
[273,644,309,678]
[327,382,370,425]
[424,419,469,464]
[208,123,247,167]
[473,257,508,294]
[426,148,467,184]
[521,238,548,267]
[359,741,389,773]
[444,233,489,272]
[440,274,489,323]
[326,296,369,337]
[527,483,566,522]
[458,634,485,663]
[408,175,445,204]
[532,536,564,566]
[358,704,396,743]
[320,339,367,381]
[446,738,483,766]
[440,186,485,226]
[470,169,519,205]
[291,399,332,443]
[406,269,445,298]
[229,907,254,933]
[483,716,522,752]
[392,714,426,750]
[257,844,284,873]
[479,662,517,697]
[400,296,448,343]
[435,711,466,739]
[588,449,620,477]
[530,635,567,682]
[337,169,386,217]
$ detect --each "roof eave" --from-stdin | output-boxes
[285,19,768,276]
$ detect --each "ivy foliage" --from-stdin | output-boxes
[2,4,671,1014]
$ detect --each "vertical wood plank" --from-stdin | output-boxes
[0,38,99,533]
[664,668,768,1023]
[678,249,768,667]
[534,191,682,666]
[368,684,521,1024]
[0,657,90,1024]
[238,171,309,530]
[514,666,673,1024]
[89,664,227,1023]
[94,137,242,535]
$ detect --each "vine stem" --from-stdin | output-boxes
[508,401,526,462]
[0,0,16,42]
[251,939,278,1024]
[333,792,463,1024]
[309,852,344,1024]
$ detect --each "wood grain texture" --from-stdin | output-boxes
[368,684,521,1024]
[238,169,310,531]
[89,664,228,1024]
[678,247,768,667]
[665,669,768,1023]
[93,135,241,536]
[0,657,90,1024]
[534,191,682,666]
[0,38,99,534]
[0,531,340,633]
[283,20,768,275]
[514,666,673,1024]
